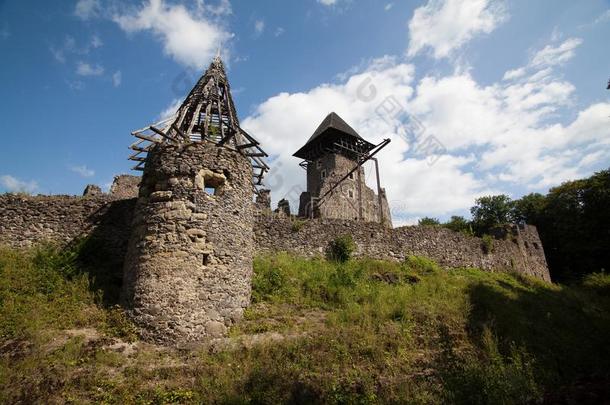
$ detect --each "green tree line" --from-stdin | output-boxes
[418,168,610,282]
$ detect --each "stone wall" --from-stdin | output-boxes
[109,175,140,199]
[255,217,551,282]
[122,143,254,344]
[0,181,551,297]
[0,194,134,249]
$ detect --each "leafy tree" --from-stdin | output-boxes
[470,195,513,235]
[443,216,473,235]
[418,217,440,226]
[511,169,610,282]
[510,193,546,224]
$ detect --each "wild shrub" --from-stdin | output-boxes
[581,272,610,295]
[404,255,441,274]
[252,265,287,303]
[440,327,541,404]
[481,234,494,254]
[290,219,305,232]
[326,235,355,263]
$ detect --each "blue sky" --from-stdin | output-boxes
[1,0,609,224]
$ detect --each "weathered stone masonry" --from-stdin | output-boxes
[255,217,551,282]
[0,175,138,251]
[0,192,551,284]
[121,143,254,343]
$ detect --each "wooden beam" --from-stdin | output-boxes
[202,102,212,139]
[128,150,144,159]
[134,132,161,143]
[216,99,226,142]
[236,141,258,150]
[130,145,151,153]
[245,152,267,158]
[251,156,270,170]
[186,102,203,136]
[149,125,174,142]
[171,124,189,142]
[217,128,235,146]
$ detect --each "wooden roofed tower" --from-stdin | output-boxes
[293,112,376,162]
[294,112,392,226]
[129,55,269,188]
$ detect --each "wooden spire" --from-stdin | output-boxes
[129,56,269,187]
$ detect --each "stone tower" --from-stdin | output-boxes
[122,56,268,344]
[294,112,392,227]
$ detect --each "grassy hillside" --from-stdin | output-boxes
[1,244,609,404]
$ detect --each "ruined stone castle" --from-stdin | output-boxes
[0,57,552,344]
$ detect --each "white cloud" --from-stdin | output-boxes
[199,0,232,16]
[159,98,182,120]
[112,70,122,87]
[242,43,610,222]
[67,80,85,91]
[318,0,338,5]
[50,36,76,63]
[0,175,38,193]
[593,9,610,25]
[501,37,581,84]
[385,3,394,11]
[407,0,507,59]
[274,27,285,37]
[502,67,525,81]
[91,34,103,48]
[254,19,265,36]
[76,61,104,76]
[113,0,232,69]
[531,37,583,68]
[51,34,104,64]
[70,165,95,178]
[75,0,101,20]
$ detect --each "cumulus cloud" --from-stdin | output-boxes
[0,175,38,193]
[242,37,609,224]
[113,0,232,69]
[70,165,95,178]
[407,0,507,59]
[76,61,104,76]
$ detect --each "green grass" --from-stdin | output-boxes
[0,245,609,404]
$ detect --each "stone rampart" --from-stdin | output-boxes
[0,194,134,250]
[255,217,550,281]
[0,191,551,285]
